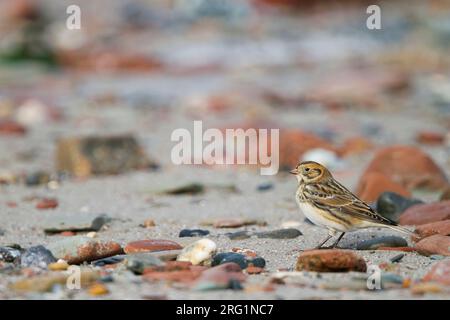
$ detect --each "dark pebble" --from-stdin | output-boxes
[390,253,405,263]
[255,228,302,239]
[356,236,408,250]
[228,279,243,290]
[179,229,210,237]
[91,255,125,267]
[25,171,50,186]
[257,182,273,191]
[226,231,251,240]
[248,257,266,268]
[0,246,22,263]
[212,253,248,269]
[20,245,56,268]
[376,192,423,223]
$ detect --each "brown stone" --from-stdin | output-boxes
[376,246,417,252]
[339,136,374,157]
[399,201,450,226]
[415,235,450,256]
[194,262,246,287]
[0,121,27,135]
[423,260,450,285]
[56,135,154,178]
[124,240,182,254]
[35,198,58,210]
[357,172,411,203]
[416,131,445,145]
[143,269,203,283]
[415,220,450,239]
[279,130,337,169]
[296,249,367,272]
[246,266,264,274]
[356,146,448,192]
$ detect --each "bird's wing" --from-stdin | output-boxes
[304,182,396,226]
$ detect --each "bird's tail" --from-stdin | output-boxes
[385,224,415,236]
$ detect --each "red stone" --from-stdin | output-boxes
[339,136,374,157]
[423,260,450,285]
[415,235,450,256]
[296,249,367,272]
[124,240,182,254]
[143,270,203,283]
[60,231,76,237]
[356,145,448,192]
[357,172,411,203]
[247,266,264,274]
[0,121,27,135]
[415,220,450,239]
[195,262,246,287]
[279,130,337,169]
[399,201,450,226]
[416,132,445,145]
[36,198,58,209]
[376,246,417,252]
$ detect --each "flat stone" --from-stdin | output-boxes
[125,253,165,274]
[415,220,450,239]
[43,214,111,234]
[415,235,450,256]
[399,201,450,226]
[212,252,266,269]
[179,229,210,237]
[47,236,123,264]
[226,231,251,240]
[124,240,182,254]
[356,236,408,250]
[36,198,58,210]
[20,245,56,268]
[151,250,182,262]
[255,228,302,239]
[296,249,367,272]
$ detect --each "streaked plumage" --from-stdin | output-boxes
[291,161,412,249]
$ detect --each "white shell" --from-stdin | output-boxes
[176,238,217,265]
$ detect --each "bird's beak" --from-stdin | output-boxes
[290,168,299,175]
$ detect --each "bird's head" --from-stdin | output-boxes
[290,161,331,183]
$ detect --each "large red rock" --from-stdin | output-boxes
[423,260,450,285]
[357,146,448,192]
[415,220,450,239]
[415,235,450,256]
[296,249,367,272]
[399,201,450,226]
[124,240,182,254]
[279,130,337,169]
[339,136,374,157]
[357,172,411,203]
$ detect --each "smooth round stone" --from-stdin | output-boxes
[179,229,210,237]
[176,238,217,265]
[376,192,422,222]
[20,245,56,268]
[124,240,182,254]
[212,253,248,269]
[255,228,302,239]
[356,236,408,250]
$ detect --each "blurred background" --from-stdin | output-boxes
[0,0,449,188]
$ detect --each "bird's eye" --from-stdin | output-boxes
[305,168,310,172]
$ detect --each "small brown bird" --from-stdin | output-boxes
[291,161,413,249]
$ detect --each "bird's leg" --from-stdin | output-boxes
[330,232,346,248]
[315,234,333,249]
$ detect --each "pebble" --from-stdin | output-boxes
[356,236,408,250]
[20,245,57,268]
[411,282,443,295]
[357,172,411,203]
[257,182,273,191]
[376,192,422,222]
[179,229,210,237]
[44,214,111,234]
[226,231,251,240]
[48,260,69,271]
[400,201,450,226]
[212,252,266,269]
[255,228,302,239]
[161,183,204,195]
[0,246,22,263]
[389,253,405,263]
[193,262,246,291]
[142,219,156,228]
[47,236,123,264]
[246,266,264,274]
[414,220,450,239]
[210,218,266,228]
[422,260,450,285]
[88,283,109,296]
[296,249,367,272]
[176,238,217,265]
[151,250,182,262]
[125,253,165,274]
[91,255,125,267]
[36,198,58,210]
[25,171,50,186]
[415,235,450,256]
[124,239,182,254]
